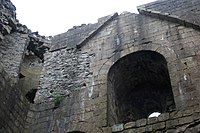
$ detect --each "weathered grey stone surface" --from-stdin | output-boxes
[35,49,93,102]
[0,32,29,84]
[1,0,200,132]
[51,13,117,51]
[138,0,200,26]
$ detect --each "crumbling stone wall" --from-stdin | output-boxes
[35,48,92,102]
[1,0,200,132]
[0,0,50,132]
[0,0,16,40]
[79,12,200,132]
[30,10,200,133]
[29,48,96,132]
[0,67,30,133]
[0,33,29,83]
[0,1,31,131]
[18,52,43,104]
[138,0,200,26]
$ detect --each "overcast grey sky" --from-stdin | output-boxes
[11,0,155,36]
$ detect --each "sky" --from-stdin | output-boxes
[11,0,155,36]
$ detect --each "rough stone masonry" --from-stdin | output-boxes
[0,0,200,132]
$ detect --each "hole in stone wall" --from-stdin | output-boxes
[25,89,37,103]
[82,83,87,87]
[19,73,25,79]
[107,50,176,125]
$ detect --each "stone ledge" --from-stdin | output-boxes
[110,107,200,132]
[137,8,200,31]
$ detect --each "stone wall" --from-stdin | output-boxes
[0,13,31,132]
[111,105,200,132]
[35,48,93,102]
[0,32,29,84]
[0,1,50,132]
[1,0,200,132]
[0,0,16,40]
[79,12,200,132]
[138,0,200,26]
[30,48,96,132]
[31,10,200,132]
[0,35,30,132]
[0,66,31,133]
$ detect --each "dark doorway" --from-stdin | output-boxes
[107,50,175,125]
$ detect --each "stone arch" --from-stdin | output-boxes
[97,42,178,87]
[107,50,176,125]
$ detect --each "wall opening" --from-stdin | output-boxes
[18,53,43,103]
[148,112,161,118]
[107,50,175,125]
[19,73,25,79]
[25,89,37,103]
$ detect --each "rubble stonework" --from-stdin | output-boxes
[1,0,200,132]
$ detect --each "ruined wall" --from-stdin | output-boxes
[0,0,50,132]
[0,1,31,131]
[138,0,200,26]
[26,49,95,132]
[32,8,200,133]
[1,0,200,132]
[0,33,29,82]
[79,12,200,132]
[0,65,30,133]
[0,0,16,40]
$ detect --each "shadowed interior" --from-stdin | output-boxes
[107,50,176,125]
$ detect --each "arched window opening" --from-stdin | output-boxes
[107,50,175,125]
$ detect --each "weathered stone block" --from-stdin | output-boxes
[111,124,124,132]
[152,122,165,130]
[158,113,169,122]
[170,111,182,119]
[148,117,158,124]
[136,127,146,133]
[166,119,179,128]
[178,115,193,125]
[192,112,200,121]
[102,127,112,133]
[136,119,147,127]
[124,121,136,129]
[145,125,153,132]
[182,109,193,116]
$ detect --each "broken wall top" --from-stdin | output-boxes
[137,0,200,27]
[50,13,118,51]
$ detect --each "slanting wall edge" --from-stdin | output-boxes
[137,8,200,31]
[49,13,118,52]
[76,13,118,49]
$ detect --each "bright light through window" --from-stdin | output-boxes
[148,112,161,118]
